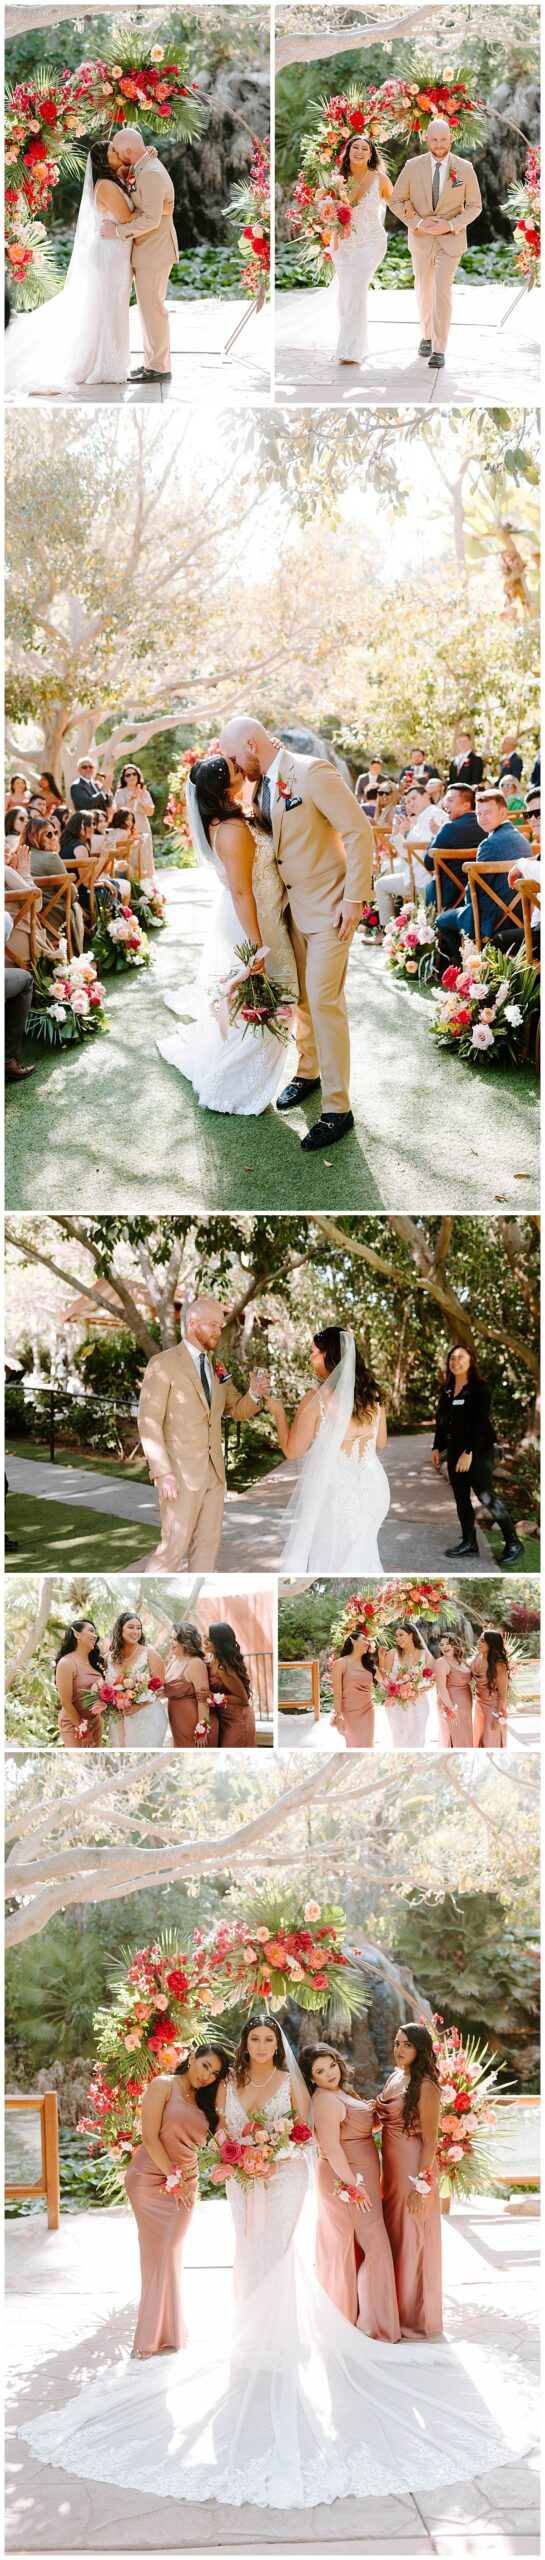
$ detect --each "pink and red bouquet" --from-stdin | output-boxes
[212,941,293,1045]
[383,903,436,983]
[209,2110,311,2193]
[330,1579,453,1661]
[431,2016,503,2198]
[431,943,540,1067]
[27,952,109,1051]
[5,44,204,307]
[288,69,482,278]
[385,1664,435,1710]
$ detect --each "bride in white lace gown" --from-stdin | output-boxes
[377,1623,445,1751]
[5,147,132,394]
[331,136,392,363]
[157,755,298,1115]
[20,2013,535,2508]
[266,1326,391,1570]
[105,1612,168,1749]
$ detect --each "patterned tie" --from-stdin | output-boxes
[199,1354,211,1408]
[259,775,273,834]
[432,163,441,210]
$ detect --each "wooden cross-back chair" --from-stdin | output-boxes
[519,877,540,971]
[31,873,74,960]
[5,881,41,967]
[463,860,528,958]
[62,845,116,930]
[431,848,470,913]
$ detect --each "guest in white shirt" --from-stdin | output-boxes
[374,784,444,930]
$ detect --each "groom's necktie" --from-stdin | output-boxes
[259,775,273,834]
[199,1354,212,1409]
[431,162,441,210]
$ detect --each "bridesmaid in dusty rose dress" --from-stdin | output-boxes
[125,2046,229,2357]
[163,1623,219,1749]
[436,1635,475,1748]
[470,1629,510,1748]
[206,1623,256,1747]
[301,2043,400,2339]
[331,1631,378,1748]
[54,1618,106,1748]
[377,2022,443,2339]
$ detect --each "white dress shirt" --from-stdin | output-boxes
[185,1340,213,1397]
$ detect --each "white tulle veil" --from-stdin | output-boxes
[186,774,226,882]
[278,2024,314,2127]
[5,153,129,392]
[281,1327,356,1569]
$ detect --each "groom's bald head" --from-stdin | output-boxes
[217,716,277,780]
[108,126,145,172]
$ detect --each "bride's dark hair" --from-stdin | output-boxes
[90,140,131,197]
[233,2014,286,2087]
[313,1326,383,1422]
[339,133,383,181]
[191,755,240,842]
[339,1628,378,1677]
[396,1619,427,1653]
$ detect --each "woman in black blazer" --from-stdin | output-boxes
[432,1345,522,1562]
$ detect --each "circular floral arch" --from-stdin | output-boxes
[5,31,204,303]
[79,1900,502,2203]
[288,66,484,275]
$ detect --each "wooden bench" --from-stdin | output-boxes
[278,1659,321,1721]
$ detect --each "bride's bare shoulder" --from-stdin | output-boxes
[215,815,254,856]
[95,177,132,220]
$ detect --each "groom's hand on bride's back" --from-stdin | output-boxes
[336,897,363,941]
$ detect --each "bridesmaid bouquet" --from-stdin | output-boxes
[432,2017,503,2198]
[212,943,293,1045]
[209,2113,312,2193]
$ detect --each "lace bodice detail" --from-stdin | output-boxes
[318,1392,381,1464]
[346,174,386,242]
[225,2074,293,2135]
[210,821,298,998]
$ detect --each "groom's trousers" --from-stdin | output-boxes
[132,216,175,373]
[142,1472,224,1573]
[410,235,462,354]
[289,920,351,1114]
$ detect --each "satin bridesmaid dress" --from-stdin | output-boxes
[125,2082,208,2356]
[214,1667,256,1748]
[314,2092,400,2339]
[56,1661,103,1749]
[378,2073,443,2339]
[164,1667,219,1750]
[439,1661,474,1749]
[340,1659,375,1748]
[473,1670,508,1748]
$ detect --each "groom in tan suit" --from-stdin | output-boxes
[390,117,481,368]
[138,1293,267,1570]
[108,125,178,382]
[218,717,373,1153]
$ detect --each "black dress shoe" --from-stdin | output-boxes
[276,1075,321,1111]
[130,367,172,383]
[419,338,432,356]
[301,1111,354,1152]
[500,1537,525,1565]
[429,350,445,369]
[445,1538,479,1557]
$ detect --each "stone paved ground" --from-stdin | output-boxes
[274,279,540,408]
[6,297,272,407]
[6,2199,539,2553]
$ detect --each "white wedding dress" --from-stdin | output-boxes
[379,1646,441,1752]
[332,174,388,361]
[106,1646,168,1749]
[282,1394,391,1572]
[158,817,298,1116]
[5,160,131,393]
[20,2069,535,2508]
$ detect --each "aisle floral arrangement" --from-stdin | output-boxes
[128,877,167,932]
[80,1902,366,2175]
[430,943,540,1067]
[5,32,205,305]
[26,951,109,1048]
[384,903,436,985]
[288,64,483,278]
[431,2016,503,2198]
[505,145,541,284]
[91,902,151,975]
[226,137,270,297]
[165,744,219,864]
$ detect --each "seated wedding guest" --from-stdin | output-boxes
[501,772,526,822]
[5,913,36,1083]
[5,861,47,966]
[496,731,523,785]
[4,806,32,875]
[114,764,155,880]
[424,783,484,909]
[375,784,442,930]
[61,808,123,926]
[448,726,483,788]
[5,773,31,813]
[28,796,48,824]
[29,818,85,955]
[436,790,527,962]
[38,769,65,815]
[71,752,113,816]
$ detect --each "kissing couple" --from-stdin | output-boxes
[157,716,374,1154]
[6,125,177,393]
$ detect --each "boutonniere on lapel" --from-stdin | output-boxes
[449,167,462,187]
[277,764,302,812]
[215,1361,229,1382]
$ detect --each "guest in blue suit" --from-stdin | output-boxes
[436,790,526,962]
[424,784,484,911]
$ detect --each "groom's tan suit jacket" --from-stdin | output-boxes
[390,152,481,351]
[124,148,178,373]
[138,1340,258,1570]
[271,752,373,1114]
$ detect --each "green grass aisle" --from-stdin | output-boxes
[5,880,538,1213]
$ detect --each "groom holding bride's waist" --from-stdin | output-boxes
[218,717,373,1153]
[108,124,178,383]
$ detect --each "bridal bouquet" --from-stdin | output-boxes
[209,2112,312,2193]
[385,1665,435,1711]
[212,942,293,1044]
